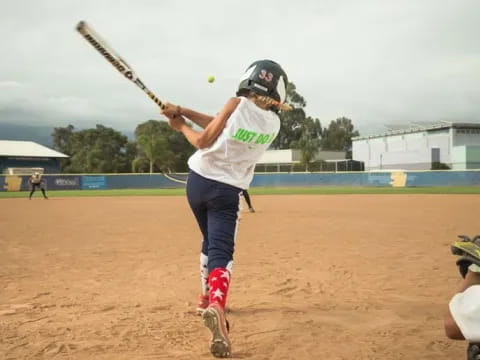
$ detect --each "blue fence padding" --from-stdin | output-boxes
[18,176,29,191]
[0,175,82,191]
[105,174,186,189]
[1,172,480,192]
[251,172,393,187]
[405,171,480,186]
[0,174,187,191]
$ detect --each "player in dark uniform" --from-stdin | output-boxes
[29,172,48,199]
[242,189,255,213]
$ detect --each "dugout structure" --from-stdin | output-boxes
[0,140,68,174]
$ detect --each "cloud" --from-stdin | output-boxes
[0,81,23,88]
[0,0,479,136]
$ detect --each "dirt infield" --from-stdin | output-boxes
[0,194,477,359]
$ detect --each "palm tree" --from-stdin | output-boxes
[134,120,174,173]
[292,133,320,172]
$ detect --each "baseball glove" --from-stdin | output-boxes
[451,235,480,278]
[468,343,480,360]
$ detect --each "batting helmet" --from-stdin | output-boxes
[236,60,288,104]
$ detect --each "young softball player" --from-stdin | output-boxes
[161,60,288,358]
[28,172,48,200]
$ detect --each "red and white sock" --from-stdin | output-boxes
[208,268,231,309]
[200,253,209,296]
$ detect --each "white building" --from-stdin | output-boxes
[256,149,346,172]
[352,122,480,171]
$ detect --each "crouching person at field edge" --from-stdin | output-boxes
[445,235,480,360]
[29,172,48,200]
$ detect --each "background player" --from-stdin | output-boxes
[241,189,255,213]
[445,235,480,360]
[28,172,48,200]
[161,60,288,358]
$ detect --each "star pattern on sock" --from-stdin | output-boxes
[212,288,224,300]
[220,270,230,282]
[208,268,231,309]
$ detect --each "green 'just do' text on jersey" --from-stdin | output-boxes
[188,96,280,189]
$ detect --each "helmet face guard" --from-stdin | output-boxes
[236,60,288,104]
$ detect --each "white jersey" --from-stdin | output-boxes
[449,285,480,342]
[188,97,280,189]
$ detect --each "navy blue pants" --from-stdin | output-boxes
[187,171,242,272]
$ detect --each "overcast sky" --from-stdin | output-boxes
[1,0,479,135]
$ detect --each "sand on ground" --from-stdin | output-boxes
[0,194,476,359]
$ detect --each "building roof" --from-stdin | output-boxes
[0,140,68,158]
[258,149,345,164]
[352,122,480,141]
[259,149,296,163]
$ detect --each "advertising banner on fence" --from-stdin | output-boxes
[81,176,107,189]
[45,176,81,190]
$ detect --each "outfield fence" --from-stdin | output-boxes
[1,170,480,192]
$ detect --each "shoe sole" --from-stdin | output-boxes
[196,307,206,315]
[202,306,231,358]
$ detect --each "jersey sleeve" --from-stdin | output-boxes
[449,285,480,342]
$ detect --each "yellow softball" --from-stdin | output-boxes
[207,75,215,83]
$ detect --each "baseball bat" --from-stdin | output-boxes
[76,20,166,110]
[256,96,292,111]
[76,21,291,112]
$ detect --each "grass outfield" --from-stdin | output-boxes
[1,186,480,198]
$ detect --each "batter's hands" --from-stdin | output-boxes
[161,102,181,118]
[164,112,186,132]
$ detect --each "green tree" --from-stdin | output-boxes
[52,125,134,173]
[321,117,359,158]
[272,82,321,150]
[133,120,194,173]
[291,132,321,171]
[52,124,75,170]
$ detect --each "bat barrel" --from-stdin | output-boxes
[77,20,166,111]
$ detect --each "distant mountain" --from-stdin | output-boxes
[0,123,55,146]
[0,122,135,147]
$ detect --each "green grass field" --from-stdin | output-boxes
[1,186,480,198]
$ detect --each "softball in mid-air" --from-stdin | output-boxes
[207,75,215,83]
